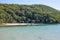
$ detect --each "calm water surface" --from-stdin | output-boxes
[0,24,60,40]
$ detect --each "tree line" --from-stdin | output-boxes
[0,4,60,24]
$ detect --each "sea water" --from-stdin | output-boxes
[0,24,60,40]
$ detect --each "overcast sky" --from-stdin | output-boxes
[0,0,60,10]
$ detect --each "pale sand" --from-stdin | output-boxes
[0,23,32,26]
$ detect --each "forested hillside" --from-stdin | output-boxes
[0,4,60,23]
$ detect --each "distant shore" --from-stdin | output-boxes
[0,23,59,26]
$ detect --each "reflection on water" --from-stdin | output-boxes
[0,24,60,40]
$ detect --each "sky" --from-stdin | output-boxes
[0,0,60,10]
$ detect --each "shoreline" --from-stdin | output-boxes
[0,23,59,26]
[0,23,34,26]
[0,23,30,26]
[0,23,43,26]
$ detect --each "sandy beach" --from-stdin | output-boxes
[0,23,32,26]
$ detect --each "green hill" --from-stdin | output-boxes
[0,4,60,24]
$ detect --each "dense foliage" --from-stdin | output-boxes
[0,4,60,23]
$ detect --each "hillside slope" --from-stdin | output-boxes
[0,4,60,23]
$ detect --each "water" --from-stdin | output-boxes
[0,24,60,40]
